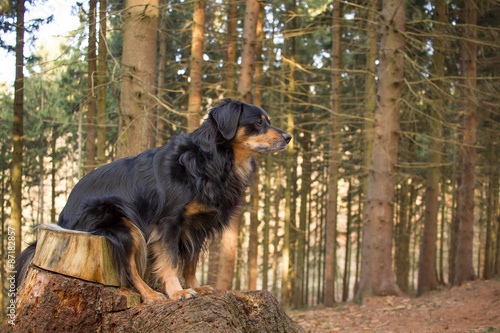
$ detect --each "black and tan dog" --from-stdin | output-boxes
[16,99,291,304]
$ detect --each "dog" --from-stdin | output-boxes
[16,99,291,304]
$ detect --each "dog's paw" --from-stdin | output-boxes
[170,288,198,301]
[142,292,167,305]
[193,285,215,296]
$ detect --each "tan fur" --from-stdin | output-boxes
[232,128,256,180]
[122,219,147,278]
[185,201,217,216]
[232,127,283,180]
[121,219,166,304]
[149,227,197,300]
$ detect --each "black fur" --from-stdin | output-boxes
[15,99,291,301]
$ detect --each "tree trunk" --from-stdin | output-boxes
[224,0,237,99]
[237,0,260,102]
[214,0,259,291]
[396,177,410,292]
[294,108,312,308]
[50,137,57,223]
[87,0,97,173]
[5,267,304,332]
[354,0,405,303]
[96,0,107,166]
[484,133,498,279]
[247,9,264,290]
[324,0,342,307]
[362,0,377,201]
[187,0,205,131]
[449,151,462,284]
[247,170,259,290]
[262,154,272,290]
[156,3,167,147]
[11,0,25,258]
[117,0,158,158]
[496,216,500,276]
[272,165,282,296]
[417,0,445,296]
[455,0,478,286]
[342,180,353,302]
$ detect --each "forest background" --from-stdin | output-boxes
[0,0,499,319]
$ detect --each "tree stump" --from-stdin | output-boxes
[2,267,304,332]
[32,225,120,286]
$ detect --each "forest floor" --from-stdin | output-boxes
[289,279,500,332]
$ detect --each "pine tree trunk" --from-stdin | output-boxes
[247,170,259,290]
[11,0,25,258]
[362,0,377,200]
[324,0,342,307]
[449,151,462,284]
[495,215,500,276]
[208,0,237,282]
[237,0,259,102]
[354,0,405,302]
[247,9,264,290]
[272,165,282,296]
[87,0,97,173]
[417,0,445,296]
[117,0,158,158]
[215,0,259,291]
[96,0,107,165]
[224,0,237,99]
[342,180,352,302]
[50,137,57,223]
[156,3,167,147]
[294,110,312,308]
[262,154,272,290]
[484,135,498,279]
[396,178,410,292]
[455,0,478,286]
[187,0,205,131]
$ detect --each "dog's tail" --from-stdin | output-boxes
[15,242,37,291]
[73,195,148,287]
[15,196,147,291]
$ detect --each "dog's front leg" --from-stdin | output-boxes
[183,256,215,296]
[150,239,197,301]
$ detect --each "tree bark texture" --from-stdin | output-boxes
[324,0,342,307]
[224,0,237,99]
[187,0,205,131]
[355,0,405,302]
[87,0,97,173]
[455,0,478,286]
[362,0,377,199]
[237,0,260,103]
[117,0,158,158]
[4,267,304,333]
[417,0,446,296]
[96,0,107,165]
[215,0,260,292]
[11,0,25,258]
[156,6,167,147]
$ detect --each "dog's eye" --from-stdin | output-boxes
[256,119,264,127]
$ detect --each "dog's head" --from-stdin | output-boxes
[209,99,292,153]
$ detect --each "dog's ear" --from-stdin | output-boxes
[210,99,242,140]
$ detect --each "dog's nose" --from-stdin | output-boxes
[282,133,292,144]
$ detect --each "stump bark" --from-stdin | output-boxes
[2,267,304,332]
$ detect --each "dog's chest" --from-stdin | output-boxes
[235,158,254,182]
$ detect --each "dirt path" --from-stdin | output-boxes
[290,280,500,332]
